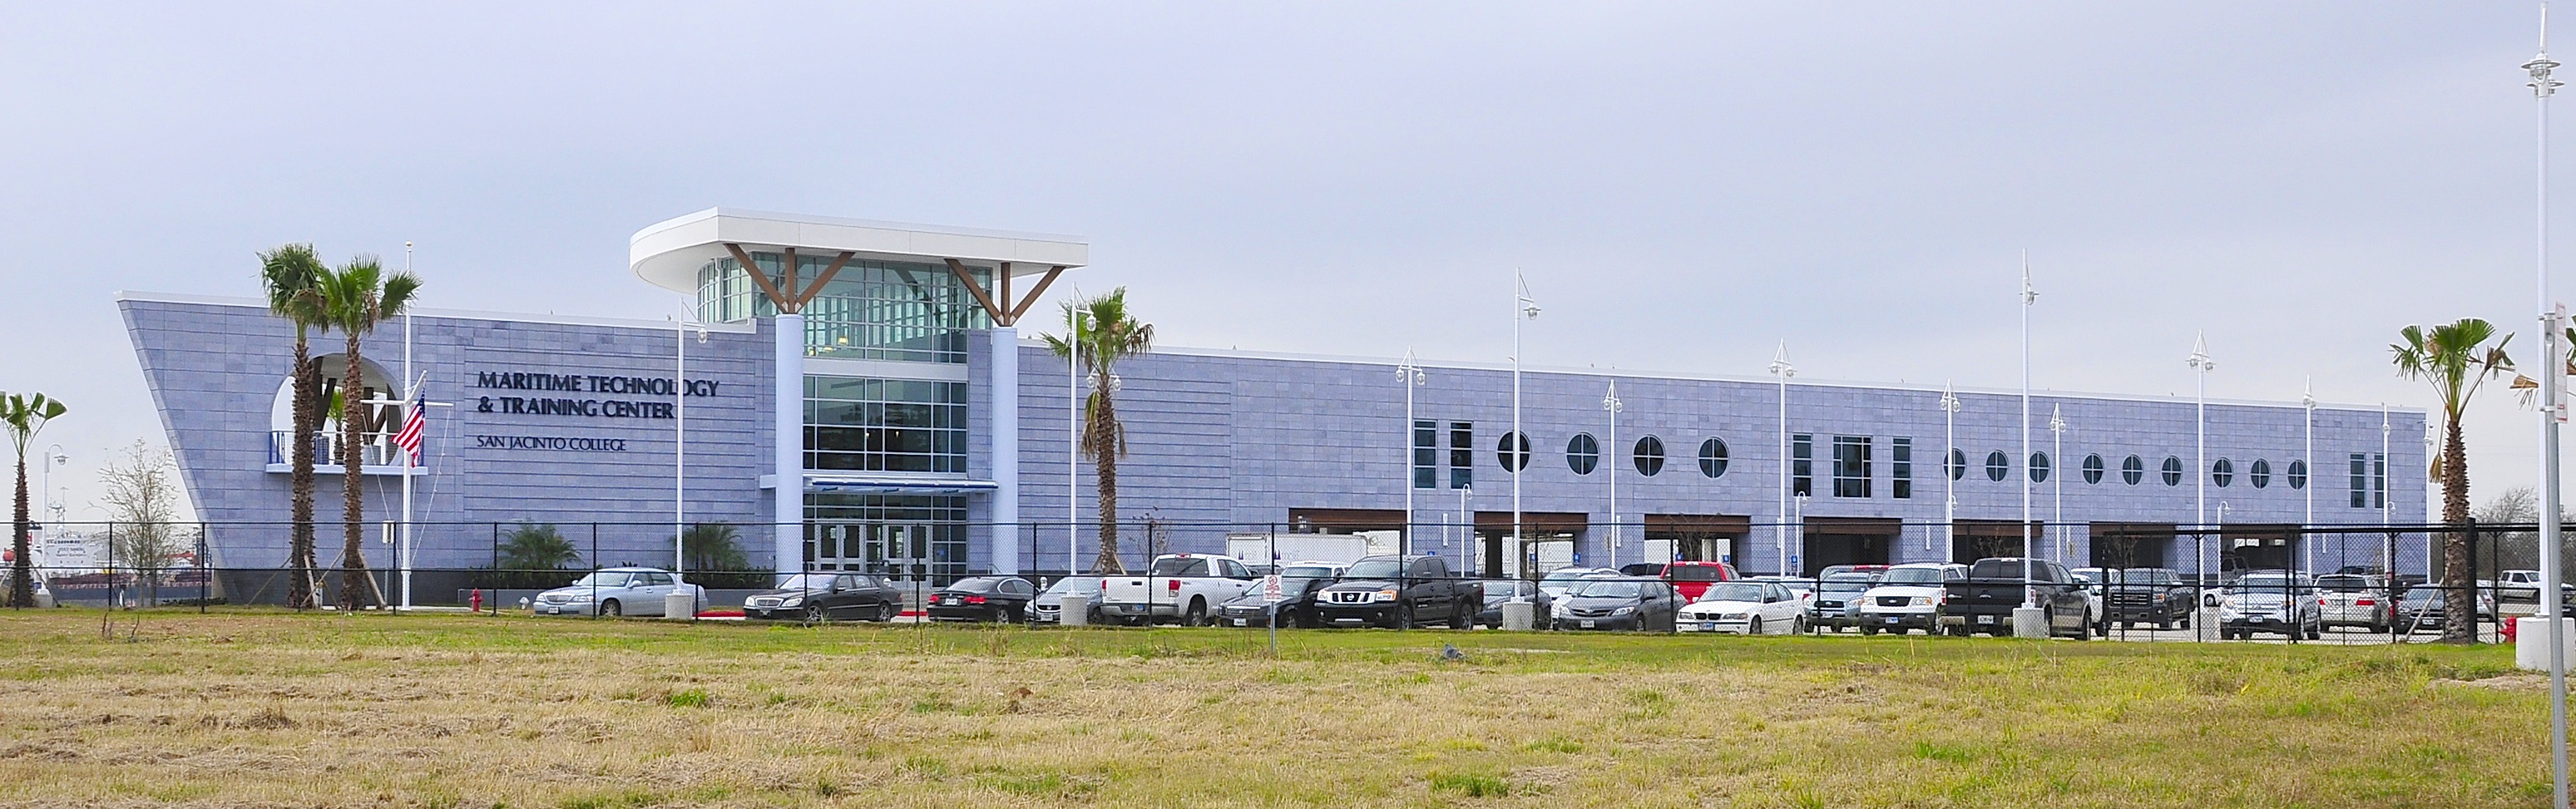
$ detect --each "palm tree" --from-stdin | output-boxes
[319,256,422,610]
[2,392,67,608]
[259,244,329,609]
[2392,318,2514,644]
[1042,289,1154,575]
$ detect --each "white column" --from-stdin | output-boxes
[774,313,804,577]
[991,326,1021,575]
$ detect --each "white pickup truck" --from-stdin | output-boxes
[1099,554,1259,625]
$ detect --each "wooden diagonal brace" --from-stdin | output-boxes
[1006,266,1067,324]
[724,243,796,313]
[789,250,857,311]
[944,258,1009,324]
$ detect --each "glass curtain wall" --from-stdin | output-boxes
[805,376,969,474]
[696,252,994,363]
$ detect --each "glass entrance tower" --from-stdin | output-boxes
[630,209,1087,580]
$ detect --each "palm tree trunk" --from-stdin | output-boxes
[1090,386,1123,575]
[2439,418,2477,644]
[337,334,368,611]
[287,338,317,609]
[8,456,30,609]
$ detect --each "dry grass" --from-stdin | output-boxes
[0,609,2551,807]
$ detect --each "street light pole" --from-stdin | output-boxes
[40,443,65,525]
[1398,350,1426,557]
[2049,405,2065,566]
[1514,274,1539,575]
[1603,379,1622,569]
[2302,382,2316,576]
[2020,255,2037,609]
[2529,14,2572,803]
[2188,334,2217,582]
[1770,343,1796,576]
[1941,384,1960,566]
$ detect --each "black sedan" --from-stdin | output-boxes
[1476,580,1555,629]
[926,576,1036,622]
[741,573,902,622]
[1216,570,1337,628]
[1550,577,1682,632]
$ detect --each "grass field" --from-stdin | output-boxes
[0,609,2556,808]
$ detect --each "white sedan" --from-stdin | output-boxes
[1678,581,1807,634]
[529,567,705,617]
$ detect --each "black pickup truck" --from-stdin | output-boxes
[2082,566,2196,630]
[1314,555,1480,629]
[1940,557,2094,639]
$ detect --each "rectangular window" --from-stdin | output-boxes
[1413,419,1438,489]
[804,376,970,474]
[1792,433,1814,497]
[1891,437,1913,499]
[700,253,994,363]
[2373,452,2388,510]
[2350,453,2368,509]
[1450,422,1474,490]
[1832,436,1871,498]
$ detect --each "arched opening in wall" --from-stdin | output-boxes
[266,354,404,468]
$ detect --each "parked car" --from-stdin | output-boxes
[1658,560,1741,601]
[1748,575,1818,608]
[1551,577,1682,632]
[1854,563,1965,635]
[926,576,1036,623]
[530,567,705,617]
[1028,576,1106,624]
[1315,555,1479,629]
[1938,558,2094,639]
[2395,585,2498,631]
[1678,580,1804,634]
[1818,564,1891,580]
[1100,554,1258,626]
[1217,562,1347,628]
[1537,567,1620,602]
[2315,574,2393,632]
[2083,567,2196,630]
[2216,570,2322,640]
[1809,572,1880,632]
[1618,563,1667,576]
[1474,579,1555,629]
[741,573,901,622]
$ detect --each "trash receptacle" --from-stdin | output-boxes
[665,589,697,622]
[1501,601,1534,631]
[1061,594,1090,627]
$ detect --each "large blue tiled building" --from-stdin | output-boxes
[121,209,2430,600]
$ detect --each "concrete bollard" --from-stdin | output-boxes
[2011,606,2049,639]
[2517,617,2576,671]
[1501,601,1535,631]
[664,589,696,622]
[1060,594,1090,627]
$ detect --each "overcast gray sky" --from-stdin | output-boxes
[0,2,2559,520]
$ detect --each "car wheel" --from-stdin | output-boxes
[1792,615,1808,634]
[1450,601,1474,630]
[600,599,621,617]
[804,604,827,624]
[1393,604,1415,630]
[2306,624,2321,640]
[1860,624,1878,636]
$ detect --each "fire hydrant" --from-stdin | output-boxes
[469,589,484,614]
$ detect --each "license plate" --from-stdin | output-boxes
[1885,617,1901,624]
[1977,615,1996,624]
[1580,619,1597,628]
[1697,622,1715,631]
[1231,619,1248,626]
[543,607,559,614]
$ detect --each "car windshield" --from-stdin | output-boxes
[1570,580,1646,599]
[1698,583,1766,603]
[2226,576,2296,594]
[1041,577,1102,596]
[1540,570,1599,585]
[773,574,838,590]
[568,572,634,588]
[2316,576,2371,592]
[2404,586,2441,602]
[1818,575,1875,594]
[1669,565,1728,582]
[1880,568,1945,585]
[1481,581,1523,599]
[1346,559,1406,579]
[1280,565,1338,579]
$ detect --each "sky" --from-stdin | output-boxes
[0,2,2563,522]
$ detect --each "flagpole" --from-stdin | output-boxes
[399,241,414,612]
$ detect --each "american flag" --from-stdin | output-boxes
[393,392,427,466]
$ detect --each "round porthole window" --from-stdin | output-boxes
[2122,455,2145,486]
[2287,459,2308,490]
[2250,458,2272,489]
[1634,436,1666,476]
[2212,457,2234,488]
[1566,433,1599,476]
[1496,432,1530,472]
[1985,451,2009,482]
[1948,449,1967,481]
[1697,437,1729,479]
[2082,454,2105,485]
[2161,456,2184,486]
[2030,451,2051,484]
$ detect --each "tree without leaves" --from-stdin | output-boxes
[2392,318,2514,644]
[1,392,67,608]
[259,244,329,610]
[319,256,422,611]
[1042,289,1154,575]
[98,441,183,606]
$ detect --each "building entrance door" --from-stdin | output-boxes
[869,525,935,583]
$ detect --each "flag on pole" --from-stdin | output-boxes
[393,392,426,465]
